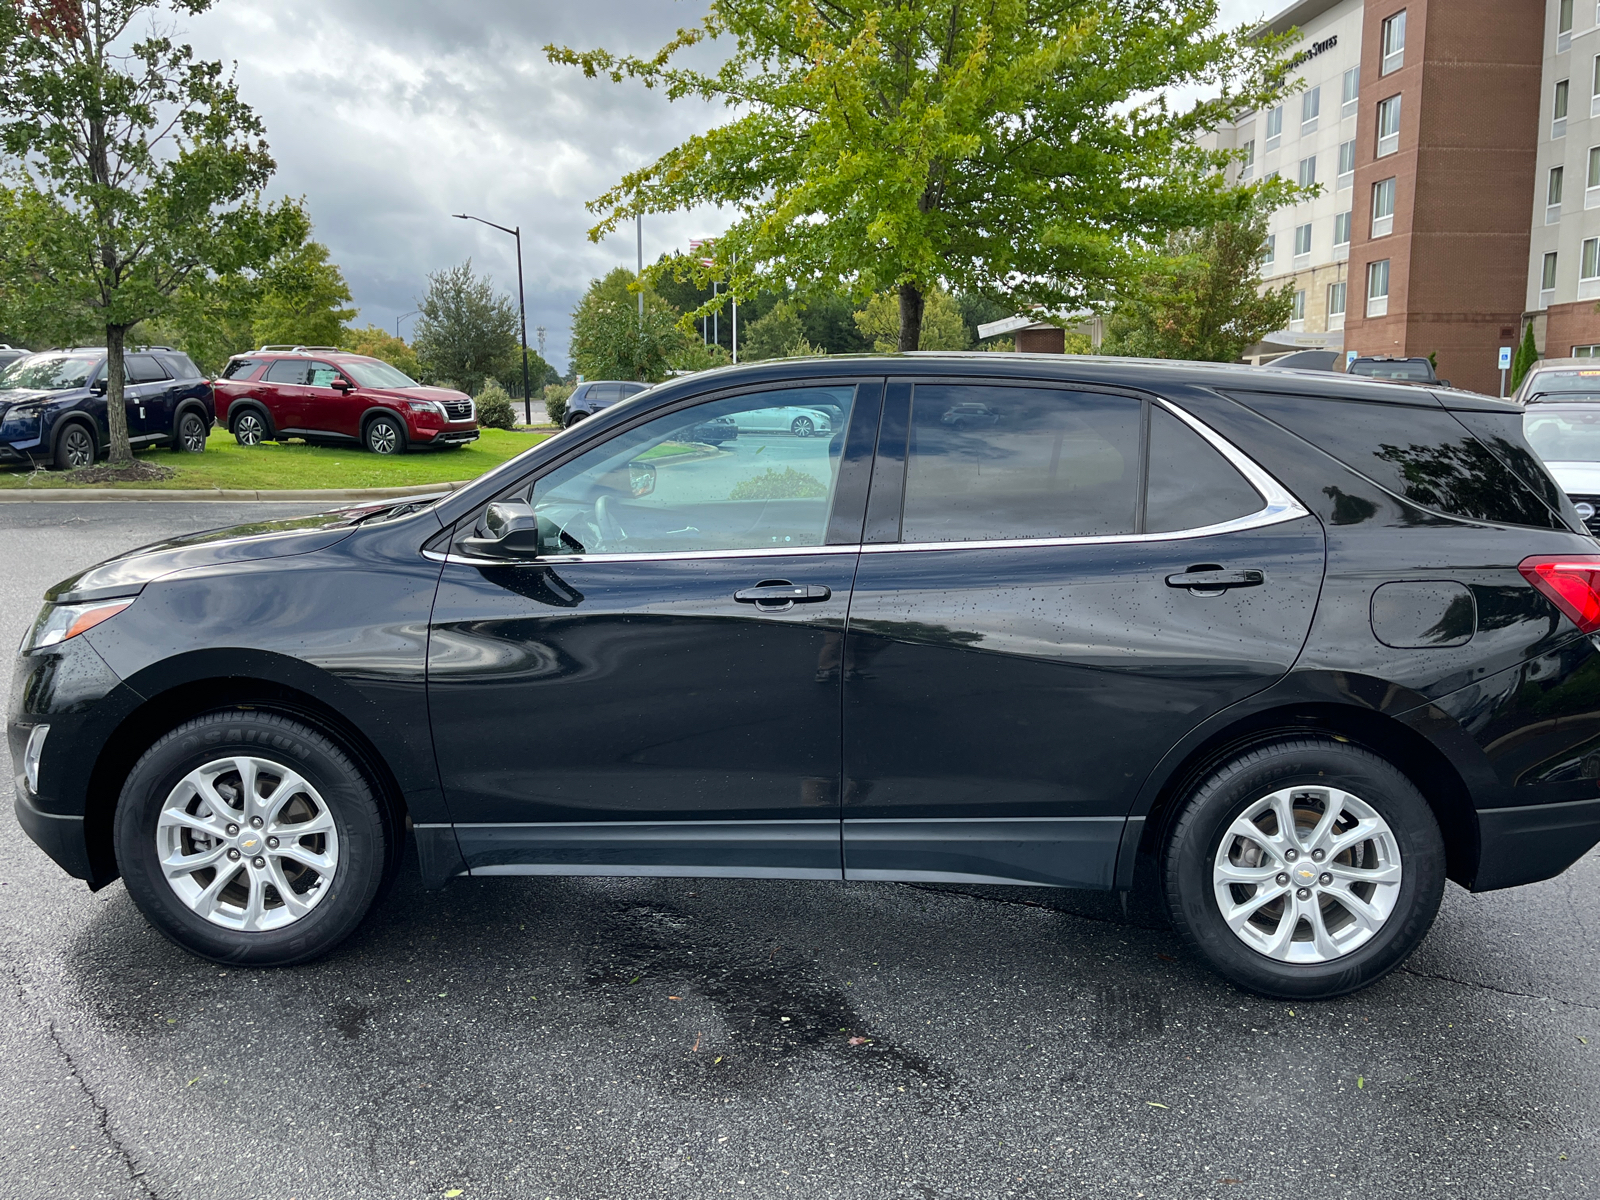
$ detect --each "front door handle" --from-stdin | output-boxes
[1165,568,1264,591]
[734,581,832,606]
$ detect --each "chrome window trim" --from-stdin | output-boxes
[430,392,1311,566]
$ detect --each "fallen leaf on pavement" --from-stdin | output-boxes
[849,1036,869,1046]
[692,1033,701,1052]
[1146,1101,1168,1109]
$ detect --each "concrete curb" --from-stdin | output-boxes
[0,481,473,503]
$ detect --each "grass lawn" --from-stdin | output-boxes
[0,428,552,490]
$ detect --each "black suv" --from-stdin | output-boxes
[1346,355,1450,387]
[562,379,652,427]
[13,356,1599,999]
[0,348,214,468]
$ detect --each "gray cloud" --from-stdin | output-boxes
[182,0,1280,367]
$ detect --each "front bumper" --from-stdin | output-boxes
[13,788,92,879]
[415,426,480,446]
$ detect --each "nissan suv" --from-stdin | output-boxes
[13,355,1600,1001]
[0,347,213,468]
[213,347,479,454]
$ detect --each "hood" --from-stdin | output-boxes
[1544,462,1600,496]
[45,509,374,603]
[0,388,62,410]
[358,384,470,404]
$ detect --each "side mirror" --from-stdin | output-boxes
[628,460,656,498]
[1437,379,1452,388]
[461,501,543,560]
[90,379,107,395]
[331,377,354,392]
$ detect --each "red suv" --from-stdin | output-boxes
[213,347,479,454]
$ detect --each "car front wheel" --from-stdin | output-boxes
[1164,736,1445,999]
[52,422,96,469]
[364,415,406,455]
[114,711,388,966]
[790,415,814,438]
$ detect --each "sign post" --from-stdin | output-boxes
[1498,346,1513,397]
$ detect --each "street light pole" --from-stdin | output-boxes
[396,309,419,340]
[453,212,533,425]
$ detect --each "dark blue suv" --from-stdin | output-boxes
[0,348,214,469]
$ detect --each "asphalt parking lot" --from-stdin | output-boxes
[2,500,1598,1200]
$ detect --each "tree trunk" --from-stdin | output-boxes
[104,325,132,466]
[898,283,925,353]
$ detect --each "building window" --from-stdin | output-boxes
[1593,55,1600,117]
[1377,95,1401,157]
[1588,146,1600,208]
[1372,178,1396,237]
[1556,80,1570,140]
[1265,105,1283,152]
[1342,66,1361,119]
[1542,250,1559,307]
[1561,0,1575,52]
[1367,259,1391,317]
[1302,86,1321,133]
[1575,344,1600,357]
[1337,140,1356,189]
[1328,281,1348,319]
[1290,289,1307,329]
[1298,155,1317,188]
[1550,165,1565,224]
[1584,237,1600,281]
[1294,223,1313,259]
[1261,234,1276,266]
[1381,11,1406,75]
[1240,139,1255,181]
[1334,211,1352,247]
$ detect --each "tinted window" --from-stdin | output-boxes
[1225,391,1562,529]
[222,358,263,380]
[1146,408,1262,533]
[264,359,309,385]
[902,386,1141,542]
[162,353,201,380]
[589,383,622,404]
[125,354,168,383]
[494,385,859,556]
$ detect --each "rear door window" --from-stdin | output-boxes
[264,359,310,385]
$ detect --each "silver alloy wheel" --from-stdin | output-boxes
[791,416,814,437]
[367,419,400,454]
[156,756,340,932]
[234,412,264,446]
[1213,786,1403,964]
[179,412,207,452]
[60,425,93,467]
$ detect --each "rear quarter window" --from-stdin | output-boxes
[223,358,265,380]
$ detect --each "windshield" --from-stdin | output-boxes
[0,354,100,391]
[341,359,419,389]
[1350,360,1433,381]
[1526,369,1600,397]
[1525,409,1600,462]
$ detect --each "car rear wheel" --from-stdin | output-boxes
[564,412,586,429]
[114,711,387,966]
[232,410,267,447]
[364,415,405,455]
[790,415,815,438]
[52,422,96,469]
[173,410,208,453]
[1164,736,1445,999]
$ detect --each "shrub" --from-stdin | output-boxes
[728,466,827,500]
[474,381,517,430]
[544,383,574,426]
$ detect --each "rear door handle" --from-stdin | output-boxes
[734,582,832,604]
[1165,569,1264,591]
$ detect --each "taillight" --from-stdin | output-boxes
[1519,555,1600,633]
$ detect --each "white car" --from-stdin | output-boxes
[1524,400,1600,533]
[1512,358,1600,404]
[730,405,834,438]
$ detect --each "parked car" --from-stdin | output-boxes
[563,380,653,428]
[14,356,1599,1000]
[728,404,834,438]
[1522,401,1600,535]
[1512,358,1600,405]
[213,347,478,454]
[689,415,738,445]
[0,344,29,372]
[1345,355,1450,386]
[0,347,213,468]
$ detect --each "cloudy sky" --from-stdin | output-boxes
[182,0,1272,368]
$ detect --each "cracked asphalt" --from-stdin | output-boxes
[2,501,1599,1200]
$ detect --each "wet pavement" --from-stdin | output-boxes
[1,501,1597,1200]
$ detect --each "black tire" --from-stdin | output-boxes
[790,415,815,438]
[173,410,208,453]
[564,412,586,429]
[52,421,96,470]
[364,414,406,455]
[1164,736,1445,1000]
[114,711,387,966]
[232,409,267,447]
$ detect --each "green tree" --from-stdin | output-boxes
[1099,205,1292,362]
[550,0,1294,352]
[854,289,969,353]
[251,239,355,348]
[569,266,695,382]
[1511,321,1539,392]
[0,0,292,464]
[743,300,825,361]
[342,325,422,380]
[413,260,519,394]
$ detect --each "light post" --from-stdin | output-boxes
[453,212,533,425]
[395,308,418,340]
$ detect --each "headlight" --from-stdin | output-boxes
[23,598,134,651]
[403,400,444,416]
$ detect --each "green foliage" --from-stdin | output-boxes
[569,266,697,382]
[0,0,295,460]
[342,325,421,381]
[1511,322,1539,391]
[551,0,1297,352]
[497,349,559,399]
[544,382,574,425]
[854,289,969,353]
[251,240,355,349]
[728,466,827,500]
[414,260,520,394]
[1100,204,1293,362]
[743,300,825,361]
[474,380,517,430]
